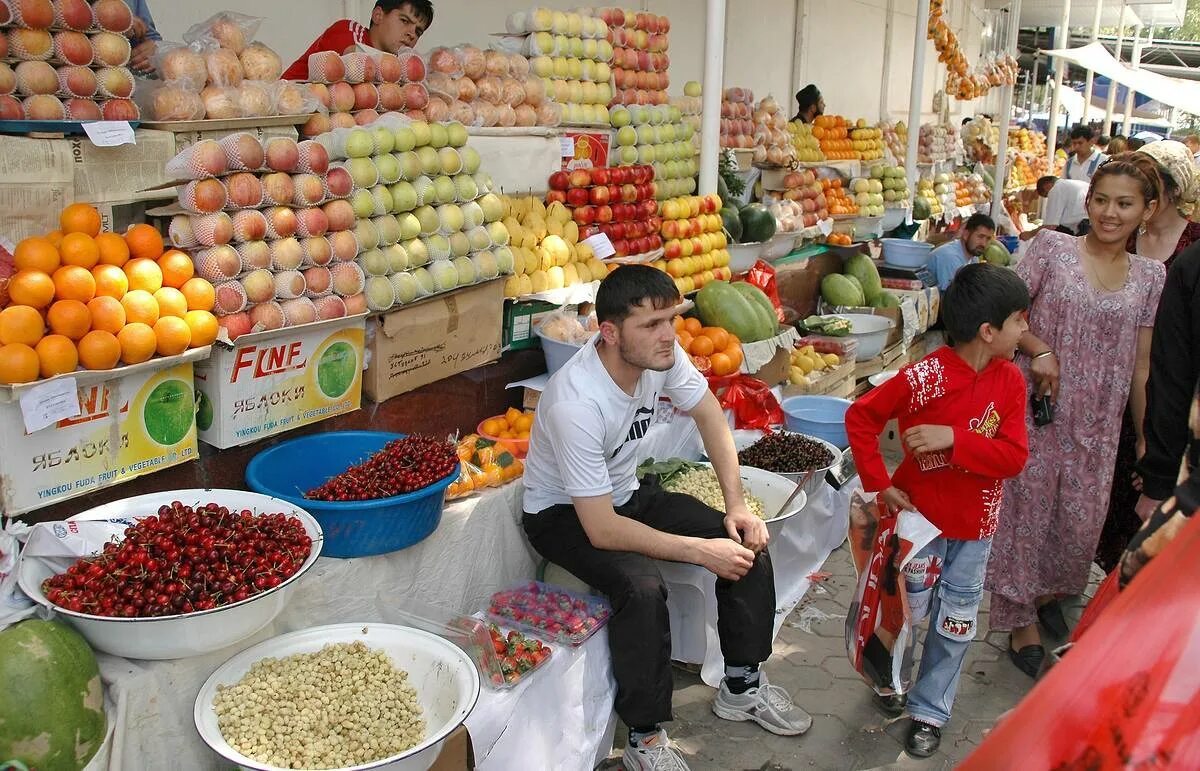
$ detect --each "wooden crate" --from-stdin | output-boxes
[783,361,855,399]
[854,341,906,380]
[907,334,930,363]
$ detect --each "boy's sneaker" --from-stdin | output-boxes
[712,673,813,736]
[622,730,690,771]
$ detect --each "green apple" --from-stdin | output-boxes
[684,81,702,97]
[389,180,418,213]
[371,127,395,155]
[428,123,448,149]
[344,128,374,159]
[393,126,416,153]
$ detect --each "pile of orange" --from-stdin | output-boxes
[480,407,535,441]
[0,204,219,384]
[826,233,854,246]
[812,115,858,160]
[821,178,859,217]
[674,316,743,376]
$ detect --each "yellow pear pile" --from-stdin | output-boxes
[788,345,841,386]
[501,195,613,298]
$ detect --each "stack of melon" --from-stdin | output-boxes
[819,252,900,309]
[0,204,217,385]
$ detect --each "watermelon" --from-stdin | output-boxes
[821,273,865,307]
[717,174,731,205]
[984,239,1010,266]
[720,206,742,242]
[871,291,902,308]
[912,196,931,221]
[695,281,775,342]
[738,204,776,243]
[0,620,105,771]
[845,253,883,304]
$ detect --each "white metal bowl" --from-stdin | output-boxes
[18,488,323,660]
[194,623,480,771]
[840,313,895,360]
[727,241,767,273]
[695,462,808,541]
[741,432,843,500]
[762,231,800,260]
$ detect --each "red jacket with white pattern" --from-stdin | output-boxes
[846,346,1030,540]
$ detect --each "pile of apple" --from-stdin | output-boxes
[786,121,825,163]
[500,195,610,297]
[165,133,359,340]
[548,165,662,259]
[751,95,795,167]
[318,118,514,313]
[610,103,696,199]
[0,0,139,121]
[423,44,566,128]
[917,123,956,164]
[672,80,701,138]
[1006,153,1035,192]
[300,49,428,136]
[916,177,944,219]
[151,12,308,123]
[768,169,829,229]
[869,164,911,208]
[503,9,616,126]
[657,194,730,294]
[879,120,907,163]
[719,87,754,149]
[587,7,670,107]
[847,178,886,218]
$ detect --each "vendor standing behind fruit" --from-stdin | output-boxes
[928,213,996,292]
[521,266,812,771]
[125,0,162,75]
[792,84,823,124]
[282,0,433,80]
[986,157,1165,679]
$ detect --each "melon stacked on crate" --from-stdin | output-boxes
[499,8,613,127]
[318,117,515,313]
[300,49,427,135]
[719,87,754,149]
[609,103,696,199]
[150,12,313,123]
[547,164,660,260]
[166,133,362,341]
[587,7,669,108]
[0,0,139,122]
[657,193,730,295]
[422,44,561,129]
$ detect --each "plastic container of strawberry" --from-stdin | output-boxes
[486,580,611,646]
[482,622,554,688]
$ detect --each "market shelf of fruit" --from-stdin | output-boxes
[547,164,662,260]
[610,103,698,199]
[749,95,795,168]
[501,194,609,298]
[719,86,755,150]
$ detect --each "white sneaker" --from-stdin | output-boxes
[621,729,691,771]
[712,673,813,736]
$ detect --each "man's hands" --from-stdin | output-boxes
[879,486,914,514]
[694,538,756,580]
[723,502,769,553]
[903,424,954,455]
[130,40,157,74]
[128,16,149,39]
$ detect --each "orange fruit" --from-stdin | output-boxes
[87,296,125,334]
[710,352,735,377]
[153,287,187,318]
[0,343,39,383]
[44,230,64,247]
[688,335,714,357]
[91,264,129,299]
[60,203,102,237]
[513,413,534,433]
[701,327,729,351]
[120,289,159,327]
[46,299,92,340]
[77,330,120,370]
[117,322,156,365]
[14,237,61,274]
[725,345,743,370]
[0,305,45,346]
[676,331,693,352]
[52,265,96,303]
[9,270,56,308]
[504,406,522,424]
[683,317,702,335]
[59,232,99,269]
[124,224,164,261]
[35,334,78,378]
[673,316,685,332]
[153,316,191,356]
[95,232,130,267]
[157,250,194,288]
[124,258,163,293]
[180,277,215,311]
[481,417,506,436]
[183,310,218,347]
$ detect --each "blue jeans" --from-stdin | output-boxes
[903,536,991,727]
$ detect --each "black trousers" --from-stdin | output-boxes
[522,477,776,726]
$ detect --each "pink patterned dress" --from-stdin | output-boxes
[986,231,1165,630]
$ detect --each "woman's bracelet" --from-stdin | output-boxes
[1031,350,1055,361]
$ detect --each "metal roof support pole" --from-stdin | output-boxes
[1104,0,1128,135]
[992,0,1022,218]
[1046,0,1073,162]
[1081,0,1104,124]
[699,0,726,195]
[903,0,930,192]
[1122,24,1144,132]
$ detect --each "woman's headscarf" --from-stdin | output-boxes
[1137,140,1200,218]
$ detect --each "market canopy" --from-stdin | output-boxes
[1041,41,1200,114]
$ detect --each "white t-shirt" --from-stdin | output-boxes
[522,336,709,514]
[1064,148,1106,182]
[1043,178,1089,230]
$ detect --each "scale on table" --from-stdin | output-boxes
[879,263,937,288]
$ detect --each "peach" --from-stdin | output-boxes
[0,95,21,119]
[186,139,228,177]
[300,112,331,138]
[214,284,248,316]
[291,173,326,207]
[240,269,274,304]
[0,64,12,95]
[264,137,299,172]
[400,53,425,83]
[64,96,100,120]
[270,237,304,270]
[294,208,329,238]
[90,32,131,68]
[322,199,356,232]
[57,65,96,97]
[378,53,402,82]
[15,61,57,95]
[330,112,357,129]
[343,293,367,315]
[354,109,380,126]
[308,51,344,83]
[222,133,265,171]
[238,240,271,270]
[329,81,355,113]
[324,166,353,198]
[9,29,52,60]
[100,98,138,120]
[224,172,263,209]
[13,0,54,29]
[378,82,405,112]
[296,140,329,174]
[328,230,359,262]
[260,172,295,206]
[303,267,332,296]
[198,245,241,281]
[265,207,297,239]
[273,271,305,300]
[302,236,332,267]
[192,212,234,246]
[352,82,378,111]
[249,302,285,332]
[402,83,428,111]
[92,0,132,32]
[23,94,64,119]
[54,0,93,30]
[96,66,134,98]
[183,178,227,214]
[313,295,346,320]
[330,262,365,296]
[230,209,267,242]
[280,297,316,326]
[218,310,253,339]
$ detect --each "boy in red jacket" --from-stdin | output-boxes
[845,263,1031,758]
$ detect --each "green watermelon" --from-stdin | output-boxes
[717,174,732,204]
[720,206,742,242]
[821,273,865,307]
[912,196,931,221]
[984,239,1010,266]
[0,619,105,771]
[845,253,883,304]
[739,204,777,243]
[871,291,902,308]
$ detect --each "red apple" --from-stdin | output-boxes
[590,167,610,186]
[566,187,590,207]
[642,200,659,218]
[572,205,595,225]
[620,184,637,204]
[589,185,610,205]
[545,190,567,205]
[612,239,629,257]
[608,221,626,240]
[664,240,682,259]
[568,168,591,188]
[595,205,613,223]
[548,170,569,191]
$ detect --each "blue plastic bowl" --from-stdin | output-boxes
[781,395,852,449]
[881,238,934,269]
[999,235,1020,253]
[245,431,458,558]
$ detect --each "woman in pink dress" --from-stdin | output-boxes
[986,158,1166,677]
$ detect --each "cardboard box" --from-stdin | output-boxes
[0,353,206,515]
[783,360,856,399]
[194,317,365,448]
[363,280,504,403]
[502,298,560,351]
[428,725,475,770]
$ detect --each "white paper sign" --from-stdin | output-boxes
[584,232,616,259]
[559,137,575,157]
[82,121,136,147]
[817,218,834,236]
[19,376,81,434]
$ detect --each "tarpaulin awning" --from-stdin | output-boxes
[1041,41,1200,114]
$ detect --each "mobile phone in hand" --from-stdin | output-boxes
[1032,393,1054,427]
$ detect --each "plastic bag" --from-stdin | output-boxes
[427,46,464,79]
[183,11,263,55]
[707,373,783,430]
[153,42,210,92]
[448,434,524,499]
[0,519,35,633]
[270,79,317,116]
[240,41,282,81]
[741,259,785,322]
[844,493,940,696]
[204,48,244,88]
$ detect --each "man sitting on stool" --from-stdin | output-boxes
[521,266,812,771]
